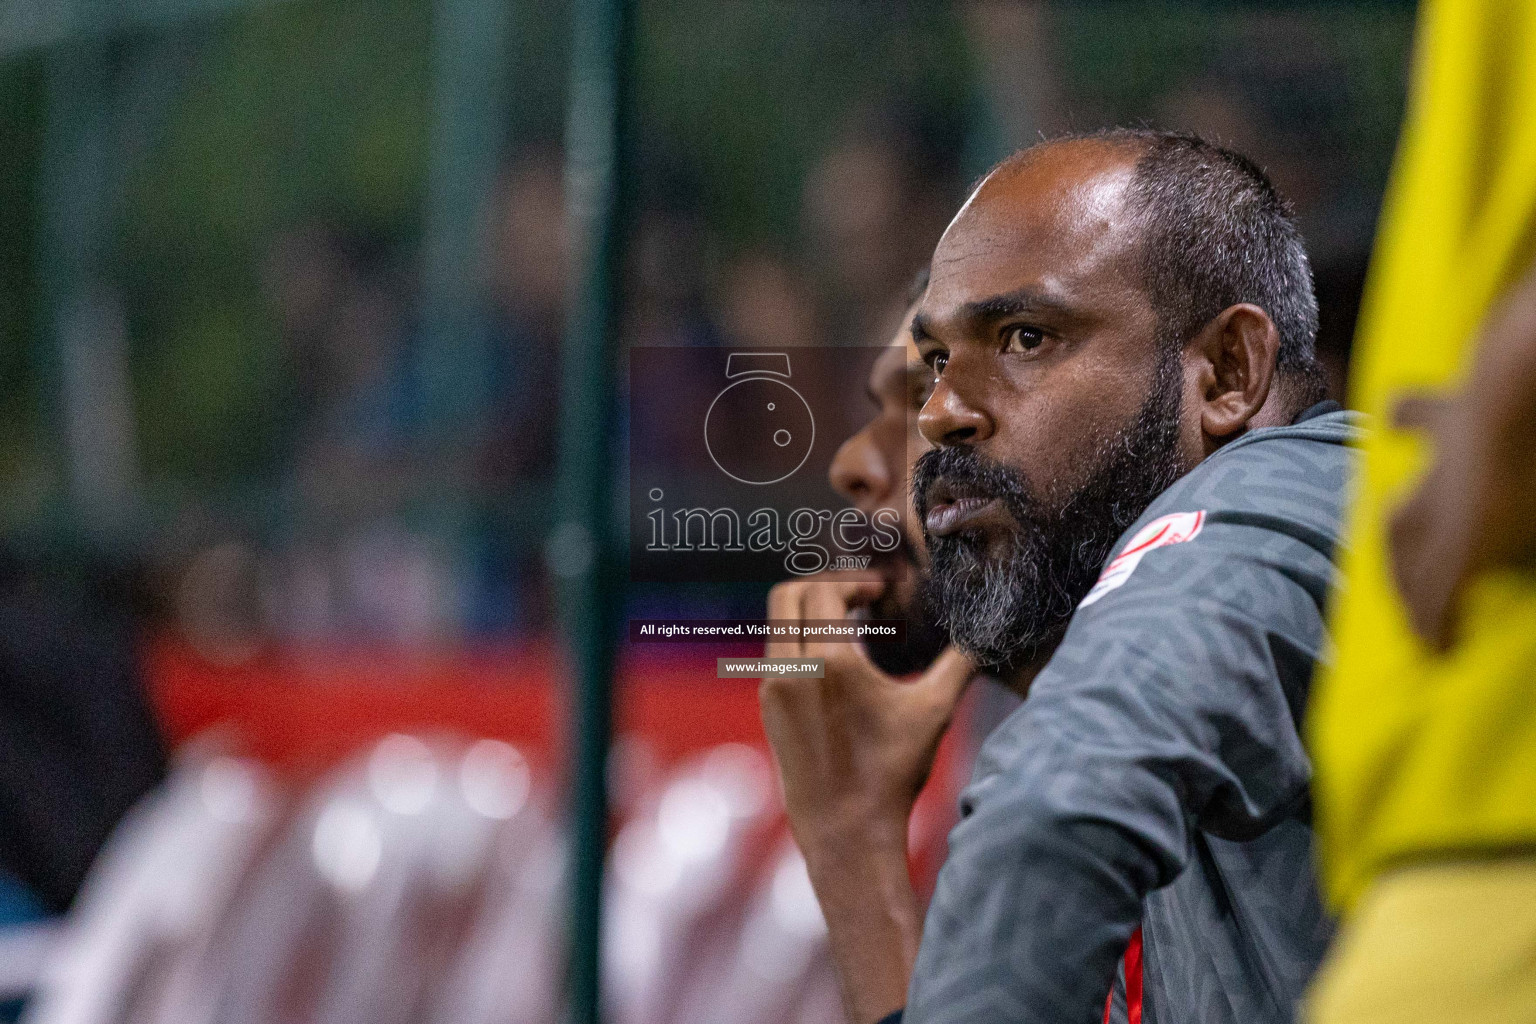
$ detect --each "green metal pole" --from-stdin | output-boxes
[37,35,127,536]
[552,0,632,1021]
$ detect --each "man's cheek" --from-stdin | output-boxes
[990,404,1103,500]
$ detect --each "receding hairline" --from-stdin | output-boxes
[930,137,1154,314]
[948,129,1325,408]
[969,133,1153,204]
[946,136,1154,267]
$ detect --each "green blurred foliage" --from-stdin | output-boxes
[110,0,974,492]
[1052,3,1414,205]
[121,0,433,485]
[2,0,951,491]
[0,0,1413,538]
[636,1,974,248]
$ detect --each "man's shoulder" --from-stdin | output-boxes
[1147,409,1362,555]
[1074,410,1362,615]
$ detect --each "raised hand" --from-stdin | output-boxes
[758,572,973,1024]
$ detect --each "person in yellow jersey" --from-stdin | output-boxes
[1307,1,1536,1022]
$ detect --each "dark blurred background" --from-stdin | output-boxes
[0,1,1414,1020]
[0,0,1412,654]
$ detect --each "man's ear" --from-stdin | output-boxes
[1189,303,1279,441]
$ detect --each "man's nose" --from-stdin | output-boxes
[918,375,993,447]
[829,428,892,506]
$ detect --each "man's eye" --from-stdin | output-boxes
[1003,326,1045,353]
[927,351,949,375]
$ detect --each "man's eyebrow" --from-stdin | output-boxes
[910,287,1076,342]
[962,287,1074,322]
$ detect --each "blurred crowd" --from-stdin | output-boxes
[116,6,1398,661]
[156,105,966,659]
[0,3,1408,664]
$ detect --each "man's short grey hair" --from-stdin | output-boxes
[1005,128,1328,406]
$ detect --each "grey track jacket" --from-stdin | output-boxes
[903,405,1362,1024]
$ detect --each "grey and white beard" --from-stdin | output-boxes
[913,351,1186,673]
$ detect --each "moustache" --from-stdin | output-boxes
[911,445,1037,531]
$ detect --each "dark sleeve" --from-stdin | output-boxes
[877,1013,904,1024]
[904,511,1334,1024]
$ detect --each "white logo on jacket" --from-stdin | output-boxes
[1078,510,1206,608]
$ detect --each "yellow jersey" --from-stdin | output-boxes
[1311,0,1536,913]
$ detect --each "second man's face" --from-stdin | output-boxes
[827,303,947,674]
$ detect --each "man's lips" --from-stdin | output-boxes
[924,495,1006,537]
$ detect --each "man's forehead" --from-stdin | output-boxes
[926,143,1143,312]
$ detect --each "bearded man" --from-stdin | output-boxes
[760,129,1361,1024]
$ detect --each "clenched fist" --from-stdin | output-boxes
[760,574,973,848]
